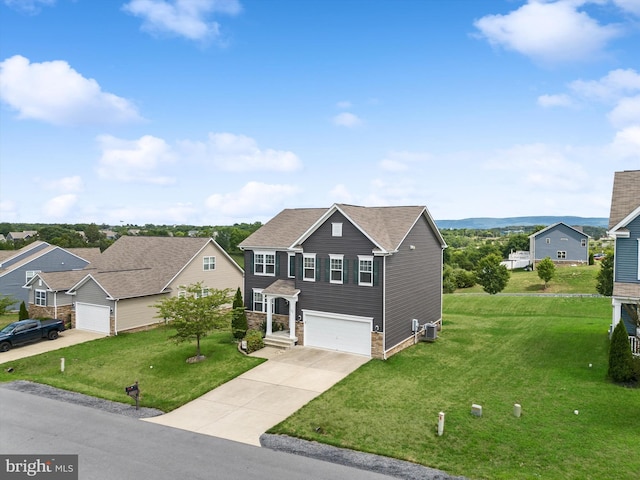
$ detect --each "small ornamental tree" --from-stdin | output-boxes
[231,287,248,339]
[18,301,29,320]
[608,320,635,384]
[596,251,614,296]
[0,295,17,315]
[536,257,556,289]
[155,282,233,362]
[475,254,510,295]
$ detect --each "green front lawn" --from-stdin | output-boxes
[0,326,264,412]
[270,295,639,480]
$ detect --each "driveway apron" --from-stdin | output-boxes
[143,346,369,446]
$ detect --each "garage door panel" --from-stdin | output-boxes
[304,310,371,356]
[76,303,110,334]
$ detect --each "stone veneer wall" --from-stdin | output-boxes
[245,311,289,332]
[371,332,384,359]
[29,304,75,328]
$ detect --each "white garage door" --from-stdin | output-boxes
[76,303,110,334]
[303,310,372,356]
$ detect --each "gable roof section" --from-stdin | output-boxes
[239,204,446,254]
[608,170,640,234]
[528,222,590,239]
[64,247,102,265]
[68,236,240,300]
[25,270,89,292]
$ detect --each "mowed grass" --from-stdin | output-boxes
[462,263,600,294]
[0,326,264,412]
[270,295,640,480]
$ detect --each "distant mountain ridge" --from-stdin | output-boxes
[435,216,608,230]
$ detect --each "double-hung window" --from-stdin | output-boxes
[35,289,47,306]
[25,270,40,283]
[203,256,216,271]
[329,254,344,284]
[358,255,373,286]
[254,251,276,276]
[557,251,566,259]
[253,289,266,312]
[303,253,316,281]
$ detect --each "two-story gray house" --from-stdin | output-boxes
[238,204,446,359]
[529,222,590,268]
[607,169,640,355]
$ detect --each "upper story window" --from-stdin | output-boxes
[203,256,216,271]
[25,270,40,283]
[545,238,550,244]
[288,253,295,278]
[332,223,343,237]
[329,254,343,284]
[358,255,373,286]
[581,239,587,247]
[254,251,276,276]
[303,253,316,281]
[35,289,47,307]
[557,251,566,259]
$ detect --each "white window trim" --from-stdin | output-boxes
[26,270,40,283]
[253,289,265,312]
[332,223,343,237]
[35,289,47,306]
[581,239,587,247]
[557,251,566,259]
[358,255,373,286]
[329,254,344,284]
[254,250,276,276]
[303,253,316,282]
[545,238,550,244]
[288,252,296,278]
[203,256,216,271]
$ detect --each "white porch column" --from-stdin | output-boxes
[288,297,297,339]
[612,298,622,334]
[265,295,273,336]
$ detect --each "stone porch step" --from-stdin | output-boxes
[264,334,297,349]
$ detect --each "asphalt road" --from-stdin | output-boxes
[0,388,397,480]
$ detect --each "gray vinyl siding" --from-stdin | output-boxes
[296,211,383,330]
[0,249,90,309]
[614,216,640,284]
[532,224,588,263]
[243,249,288,314]
[385,215,443,350]
[74,279,114,310]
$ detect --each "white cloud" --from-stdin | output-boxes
[42,175,84,192]
[0,200,18,221]
[608,95,640,127]
[474,0,621,63]
[333,112,362,127]
[43,194,77,218]
[570,68,640,101]
[123,0,242,42]
[379,151,431,171]
[3,0,54,14]
[0,55,142,126]
[610,125,640,157]
[180,132,301,172]
[205,181,300,216]
[613,0,640,16]
[328,184,355,204]
[537,93,573,107]
[96,134,176,184]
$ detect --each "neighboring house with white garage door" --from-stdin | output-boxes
[239,203,447,359]
[61,236,243,335]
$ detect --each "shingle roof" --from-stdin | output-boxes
[239,204,445,253]
[65,247,102,265]
[609,170,640,230]
[71,236,221,299]
[33,270,89,291]
[528,222,590,239]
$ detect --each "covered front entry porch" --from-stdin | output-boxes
[263,279,300,349]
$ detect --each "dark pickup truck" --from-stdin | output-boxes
[0,318,65,352]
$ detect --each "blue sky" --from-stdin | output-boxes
[1,0,639,226]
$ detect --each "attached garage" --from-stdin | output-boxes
[303,310,372,356]
[76,303,110,334]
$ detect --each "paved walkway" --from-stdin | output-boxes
[143,346,369,446]
[0,329,105,365]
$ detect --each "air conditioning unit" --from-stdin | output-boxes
[423,323,437,342]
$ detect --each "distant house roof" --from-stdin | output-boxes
[68,236,242,300]
[528,222,590,239]
[239,203,446,253]
[7,230,37,240]
[608,170,640,232]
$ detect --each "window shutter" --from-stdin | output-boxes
[373,259,380,286]
[316,258,321,281]
[353,259,359,283]
[325,257,330,282]
[248,252,254,274]
[298,255,303,278]
[344,260,348,284]
[275,252,280,276]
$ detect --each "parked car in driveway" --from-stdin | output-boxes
[0,319,65,352]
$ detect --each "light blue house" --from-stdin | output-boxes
[607,170,640,355]
[529,222,590,269]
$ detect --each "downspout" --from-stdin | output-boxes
[53,291,58,319]
[382,255,387,360]
[114,299,118,335]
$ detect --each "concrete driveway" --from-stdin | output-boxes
[144,346,369,446]
[0,329,105,364]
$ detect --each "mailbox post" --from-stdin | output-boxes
[125,381,140,410]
